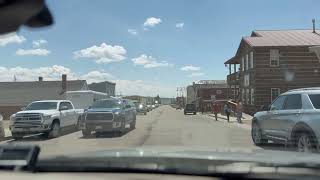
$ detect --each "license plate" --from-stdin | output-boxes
[95,126,103,130]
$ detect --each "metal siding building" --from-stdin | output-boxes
[88,81,116,96]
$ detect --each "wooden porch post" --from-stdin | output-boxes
[233,64,237,101]
[228,64,231,99]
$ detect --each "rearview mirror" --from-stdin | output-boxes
[21,107,26,111]
[0,0,54,34]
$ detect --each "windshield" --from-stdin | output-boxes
[2,0,320,171]
[25,102,57,110]
[186,104,195,109]
[91,99,122,109]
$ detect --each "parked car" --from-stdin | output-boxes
[80,98,136,137]
[252,88,320,152]
[9,100,83,140]
[146,104,152,112]
[0,114,4,139]
[133,102,147,115]
[184,104,197,115]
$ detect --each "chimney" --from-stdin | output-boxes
[38,76,43,81]
[62,74,67,91]
[312,19,316,33]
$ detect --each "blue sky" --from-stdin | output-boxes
[0,0,319,97]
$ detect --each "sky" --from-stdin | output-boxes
[0,0,319,97]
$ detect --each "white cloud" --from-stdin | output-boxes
[0,33,26,46]
[132,54,172,68]
[189,72,205,77]
[16,48,51,56]
[32,39,47,48]
[143,17,162,27]
[80,71,114,83]
[0,65,76,82]
[0,65,174,97]
[128,29,138,35]
[175,23,184,29]
[181,65,200,71]
[74,43,127,64]
[115,80,174,97]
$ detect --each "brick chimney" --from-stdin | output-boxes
[62,74,67,92]
[38,76,43,81]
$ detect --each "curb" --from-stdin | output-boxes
[206,114,252,130]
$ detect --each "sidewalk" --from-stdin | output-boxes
[203,112,253,130]
[1,120,12,139]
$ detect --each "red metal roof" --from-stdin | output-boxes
[244,29,320,47]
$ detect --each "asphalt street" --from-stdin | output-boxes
[0,105,262,158]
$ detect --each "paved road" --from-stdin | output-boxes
[0,105,261,157]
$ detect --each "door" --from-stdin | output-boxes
[272,94,302,139]
[261,95,286,137]
[58,102,69,127]
[65,101,78,126]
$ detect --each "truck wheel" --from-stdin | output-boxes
[120,119,126,134]
[130,120,136,130]
[295,131,317,153]
[251,122,267,145]
[48,121,60,139]
[76,117,81,131]
[82,129,91,137]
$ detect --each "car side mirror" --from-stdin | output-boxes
[59,106,68,111]
[21,107,26,111]
[88,106,92,109]
[260,105,269,111]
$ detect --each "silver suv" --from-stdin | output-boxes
[252,88,320,152]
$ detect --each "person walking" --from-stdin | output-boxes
[229,101,243,123]
[224,103,231,122]
[236,101,243,123]
[212,102,220,121]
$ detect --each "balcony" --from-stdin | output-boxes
[227,72,240,85]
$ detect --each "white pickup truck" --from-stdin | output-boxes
[9,100,83,140]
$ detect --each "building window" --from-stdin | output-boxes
[244,74,250,87]
[250,51,254,69]
[232,89,238,96]
[251,88,254,105]
[246,89,250,104]
[271,88,281,102]
[245,54,249,70]
[270,49,279,67]
[241,56,245,71]
[216,90,222,95]
[241,89,245,102]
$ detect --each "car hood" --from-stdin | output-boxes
[42,147,320,168]
[86,108,121,113]
[16,110,58,115]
